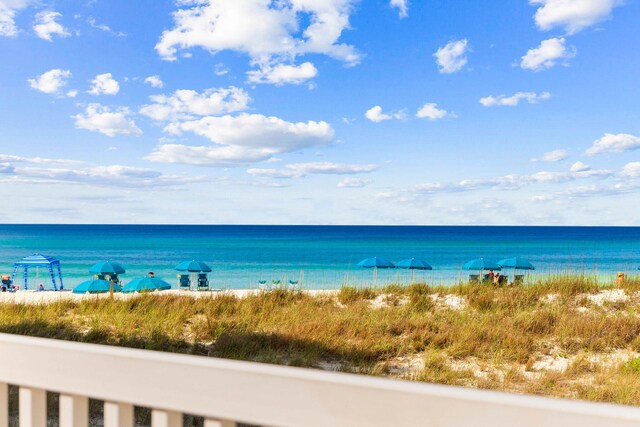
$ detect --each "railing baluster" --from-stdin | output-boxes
[59,394,88,427]
[151,409,181,427]
[204,418,237,427]
[0,382,8,427]
[18,387,46,427]
[104,401,133,427]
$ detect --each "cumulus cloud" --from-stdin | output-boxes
[247,62,317,85]
[140,86,250,121]
[586,133,640,156]
[433,39,469,74]
[570,161,591,172]
[33,10,69,41]
[480,91,551,107]
[531,0,623,34]
[365,105,405,122]
[338,177,371,188]
[0,0,32,37]
[88,73,120,95]
[28,69,72,95]
[247,162,378,179]
[73,104,142,137]
[621,162,640,178]
[144,75,164,88]
[416,103,450,120]
[532,149,569,162]
[155,0,360,85]
[148,113,334,166]
[390,0,408,18]
[520,37,574,71]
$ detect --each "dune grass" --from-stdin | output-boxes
[3,275,640,407]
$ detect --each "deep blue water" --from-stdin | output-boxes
[0,225,639,290]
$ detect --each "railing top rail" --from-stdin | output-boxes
[1,333,640,427]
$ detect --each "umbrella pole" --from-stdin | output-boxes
[411,269,414,284]
[373,267,377,287]
[109,278,114,299]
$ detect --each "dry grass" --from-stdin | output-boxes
[3,276,640,407]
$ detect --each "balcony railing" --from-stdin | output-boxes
[2,332,640,426]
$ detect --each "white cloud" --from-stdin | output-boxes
[433,39,469,74]
[28,69,72,95]
[140,86,250,121]
[532,149,569,162]
[247,162,378,178]
[33,10,69,41]
[87,16,126,37]
[586,133,640,156]
[480,91,551,107]
[390,0,408,18]
[66,90,78,98]
[155,0,360,85]
[144,75,164,88]
[365,105,405,122]
[416,103,449,120]
[0,153,83,166]
[570,161,591,172]
[621,162,640,178]
[148,113,334,166]
[338,177,371,188]
[520,37,574,71]
[531,0,622,34]
[0,0,32,37]
[214,63,229,76]
[73,104,142,137]
[88,73,120,95]
[247,62,317,85]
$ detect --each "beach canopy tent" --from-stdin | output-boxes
[497,257,535,270]
[396,258,433,282]
[357,257,395,285]
[73,279,122,294]
[123,276,172,293]
[175,260,212,273]
[11,253,64,290]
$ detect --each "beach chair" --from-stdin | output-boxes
[197,274,209,291]
[288,280,299,290]
[469,274,480,283]
[179,274,191,290]
[258,280,268,290]
[272,280,281,288]
[514,275,524,285]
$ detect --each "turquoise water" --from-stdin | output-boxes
[0,225,639,290]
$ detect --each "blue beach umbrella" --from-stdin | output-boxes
[396,258,433,282]
[89,261,126,275]
[498,257,535,270]
[123,276,172,293]
[73,279,122,294]
[174,260,212,273]
[463,258,502,271]
[357,257,395,286]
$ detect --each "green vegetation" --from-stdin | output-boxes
[3,275,640,407]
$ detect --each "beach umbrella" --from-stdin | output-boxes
[396,258,433,282]
[89,261,126,275]
[463,258,502,271]
[73,279,122,294]
[123,276,172,293]
[174,260,212,273]
[497,257,535,270]
[357,257,395,286]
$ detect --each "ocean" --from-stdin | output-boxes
[0,225,639,290]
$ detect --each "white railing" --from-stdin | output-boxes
[2,333,640,427]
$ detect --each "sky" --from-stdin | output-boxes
[0,0,639,225]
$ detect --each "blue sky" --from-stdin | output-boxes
[0,0,639,225]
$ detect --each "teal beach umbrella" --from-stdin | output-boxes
[463,258,501,271]
[396,258,433,282]
[89,261,126,275]
[357,257,395,285]
[123,276,172,293]
[497,257,535,270]
[174,260,212,273]
[73,279,122,294]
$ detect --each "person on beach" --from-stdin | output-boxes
[487,269,495,281]
[493,272,501,285]
[38,283,44,291]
